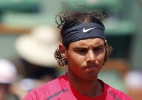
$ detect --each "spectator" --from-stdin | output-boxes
[10,25,60,99]
[0,59,17,100]
[124,70,142,100]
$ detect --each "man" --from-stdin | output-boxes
[23,8,131,100]
[10,25,59,100]
[0,59,17,100]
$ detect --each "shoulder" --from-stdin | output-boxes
[23,74,69,100]
[32,74,67,93]
[105,82,132,100]
[99,79,132,100]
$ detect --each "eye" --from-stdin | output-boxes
[75,48,88,54]
[93,47,104,52]
[94,47,102,50]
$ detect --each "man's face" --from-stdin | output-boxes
[65,38,106,81]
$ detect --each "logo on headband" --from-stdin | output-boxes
[83,27,95,33]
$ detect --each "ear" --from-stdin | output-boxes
[59,44,67,58]
[104,40,107,48]
[104,40,107,45]
[104,40,108,64]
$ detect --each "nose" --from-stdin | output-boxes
[86,50,96,63]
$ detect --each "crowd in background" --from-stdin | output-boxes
[0,25,60,100]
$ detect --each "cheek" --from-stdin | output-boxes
[68,54,83,66]
[97,52,106,64]
[67,53,85,71]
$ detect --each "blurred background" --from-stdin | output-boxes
[0,0,142,100]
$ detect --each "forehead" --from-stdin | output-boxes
[69,38,105,47]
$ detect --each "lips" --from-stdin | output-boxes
[84,65,98,71]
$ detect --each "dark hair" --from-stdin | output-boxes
[20,58,57,79]
[54,6,112,66]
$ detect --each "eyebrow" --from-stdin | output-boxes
[74,44,104,50]
[93,44,104,48]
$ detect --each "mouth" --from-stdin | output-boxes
[84,65,98,72]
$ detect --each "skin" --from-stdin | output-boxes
[0,84,9,100]
[59,38,107,97]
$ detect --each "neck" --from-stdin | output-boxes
[66,72,103,97]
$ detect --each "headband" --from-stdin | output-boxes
[62,22,105,46]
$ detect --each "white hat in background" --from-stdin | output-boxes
[15,25,59,67]
[0,59,17,84]
[124,71,142,89]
